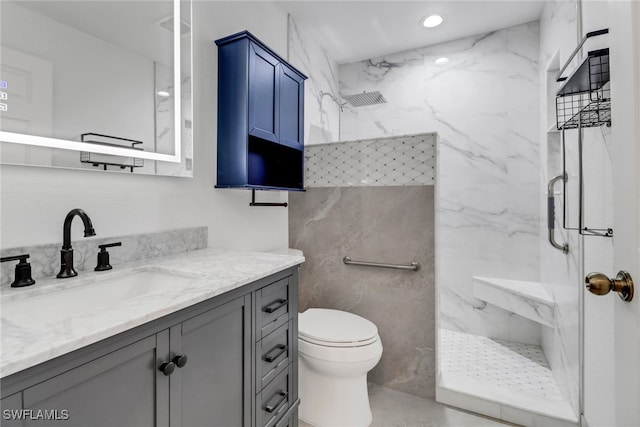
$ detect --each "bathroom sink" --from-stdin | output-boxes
[1,269,198,326]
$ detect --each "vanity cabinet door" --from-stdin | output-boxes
[21,333,169,427]
[170,295,251,427]
[1,392,23,427]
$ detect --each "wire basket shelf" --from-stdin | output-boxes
[556,49,610,130]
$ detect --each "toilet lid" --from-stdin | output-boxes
[299,309,378,345]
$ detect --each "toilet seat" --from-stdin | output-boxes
[299,334,379,347]
[299,308,379,348]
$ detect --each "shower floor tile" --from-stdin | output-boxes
[438,329,578,426]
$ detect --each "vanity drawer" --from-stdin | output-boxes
[256,277,291,340]
[257,364,293,427]
[257,320,293,392]
[275,404,299,427]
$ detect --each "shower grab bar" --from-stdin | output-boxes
[548,174,569,253]
[343,256,420,272]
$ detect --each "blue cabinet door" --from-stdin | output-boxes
[279,66,305,150]
[248,42,280,144]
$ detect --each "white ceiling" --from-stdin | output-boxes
[277,1,546,64]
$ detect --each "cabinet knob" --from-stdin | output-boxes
[172,354,188,368]
[159,361,176,376]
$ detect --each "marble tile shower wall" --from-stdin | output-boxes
[0,227,207,288]
[538,0,580,415]
[339,23,542,343]
[304,133,435,187]
[287,15,340,145]
[289,186,436,398]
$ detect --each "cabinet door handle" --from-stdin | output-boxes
[262,298,288,313]
[172,354,188,368]
[262,344,287,363]
[159,361,176,376]
[264,390,288,413]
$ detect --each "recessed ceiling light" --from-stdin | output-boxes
[435,57,450,65]
[422,15,443,28]
[157,91,171,97]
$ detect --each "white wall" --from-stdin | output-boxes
[287,16,341,145]
[0,1,291,252]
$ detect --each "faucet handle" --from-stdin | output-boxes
[1,254,36,288]
[95,242,122,271]
[99,242,122,250]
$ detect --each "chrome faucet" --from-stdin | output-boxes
[57,209,96,278]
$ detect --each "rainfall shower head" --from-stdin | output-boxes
[342,91,387,107]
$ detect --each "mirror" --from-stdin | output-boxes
[0,0,192,177]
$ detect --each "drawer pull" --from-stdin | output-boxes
[263,344,288,363]
[264,390,288,413]
[262,298,288,313]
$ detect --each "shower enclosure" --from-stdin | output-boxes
[436,2,640,426]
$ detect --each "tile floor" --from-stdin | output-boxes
[437,330,577,425]
[440,330,562,400]
[299,383,514,427]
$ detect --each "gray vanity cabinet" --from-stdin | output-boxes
[170,295,251,427]
[0,267,298,427]
[21,334,167,427]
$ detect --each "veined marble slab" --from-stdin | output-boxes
[0,226,208,287]
[473,276,555,327]
[0,248,304,378]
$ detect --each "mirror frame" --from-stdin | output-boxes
[0,0,184,163]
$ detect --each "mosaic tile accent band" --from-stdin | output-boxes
[304,133,436,187]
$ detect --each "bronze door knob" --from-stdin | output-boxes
[585,271,634,302]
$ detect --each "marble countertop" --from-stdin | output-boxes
[0,248,304,378]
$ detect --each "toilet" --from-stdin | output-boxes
[298,308,383,427]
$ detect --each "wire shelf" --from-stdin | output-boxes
[556,49,610,130]
[555,30,613,238]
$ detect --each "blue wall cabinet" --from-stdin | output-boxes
[216,31,307,191]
